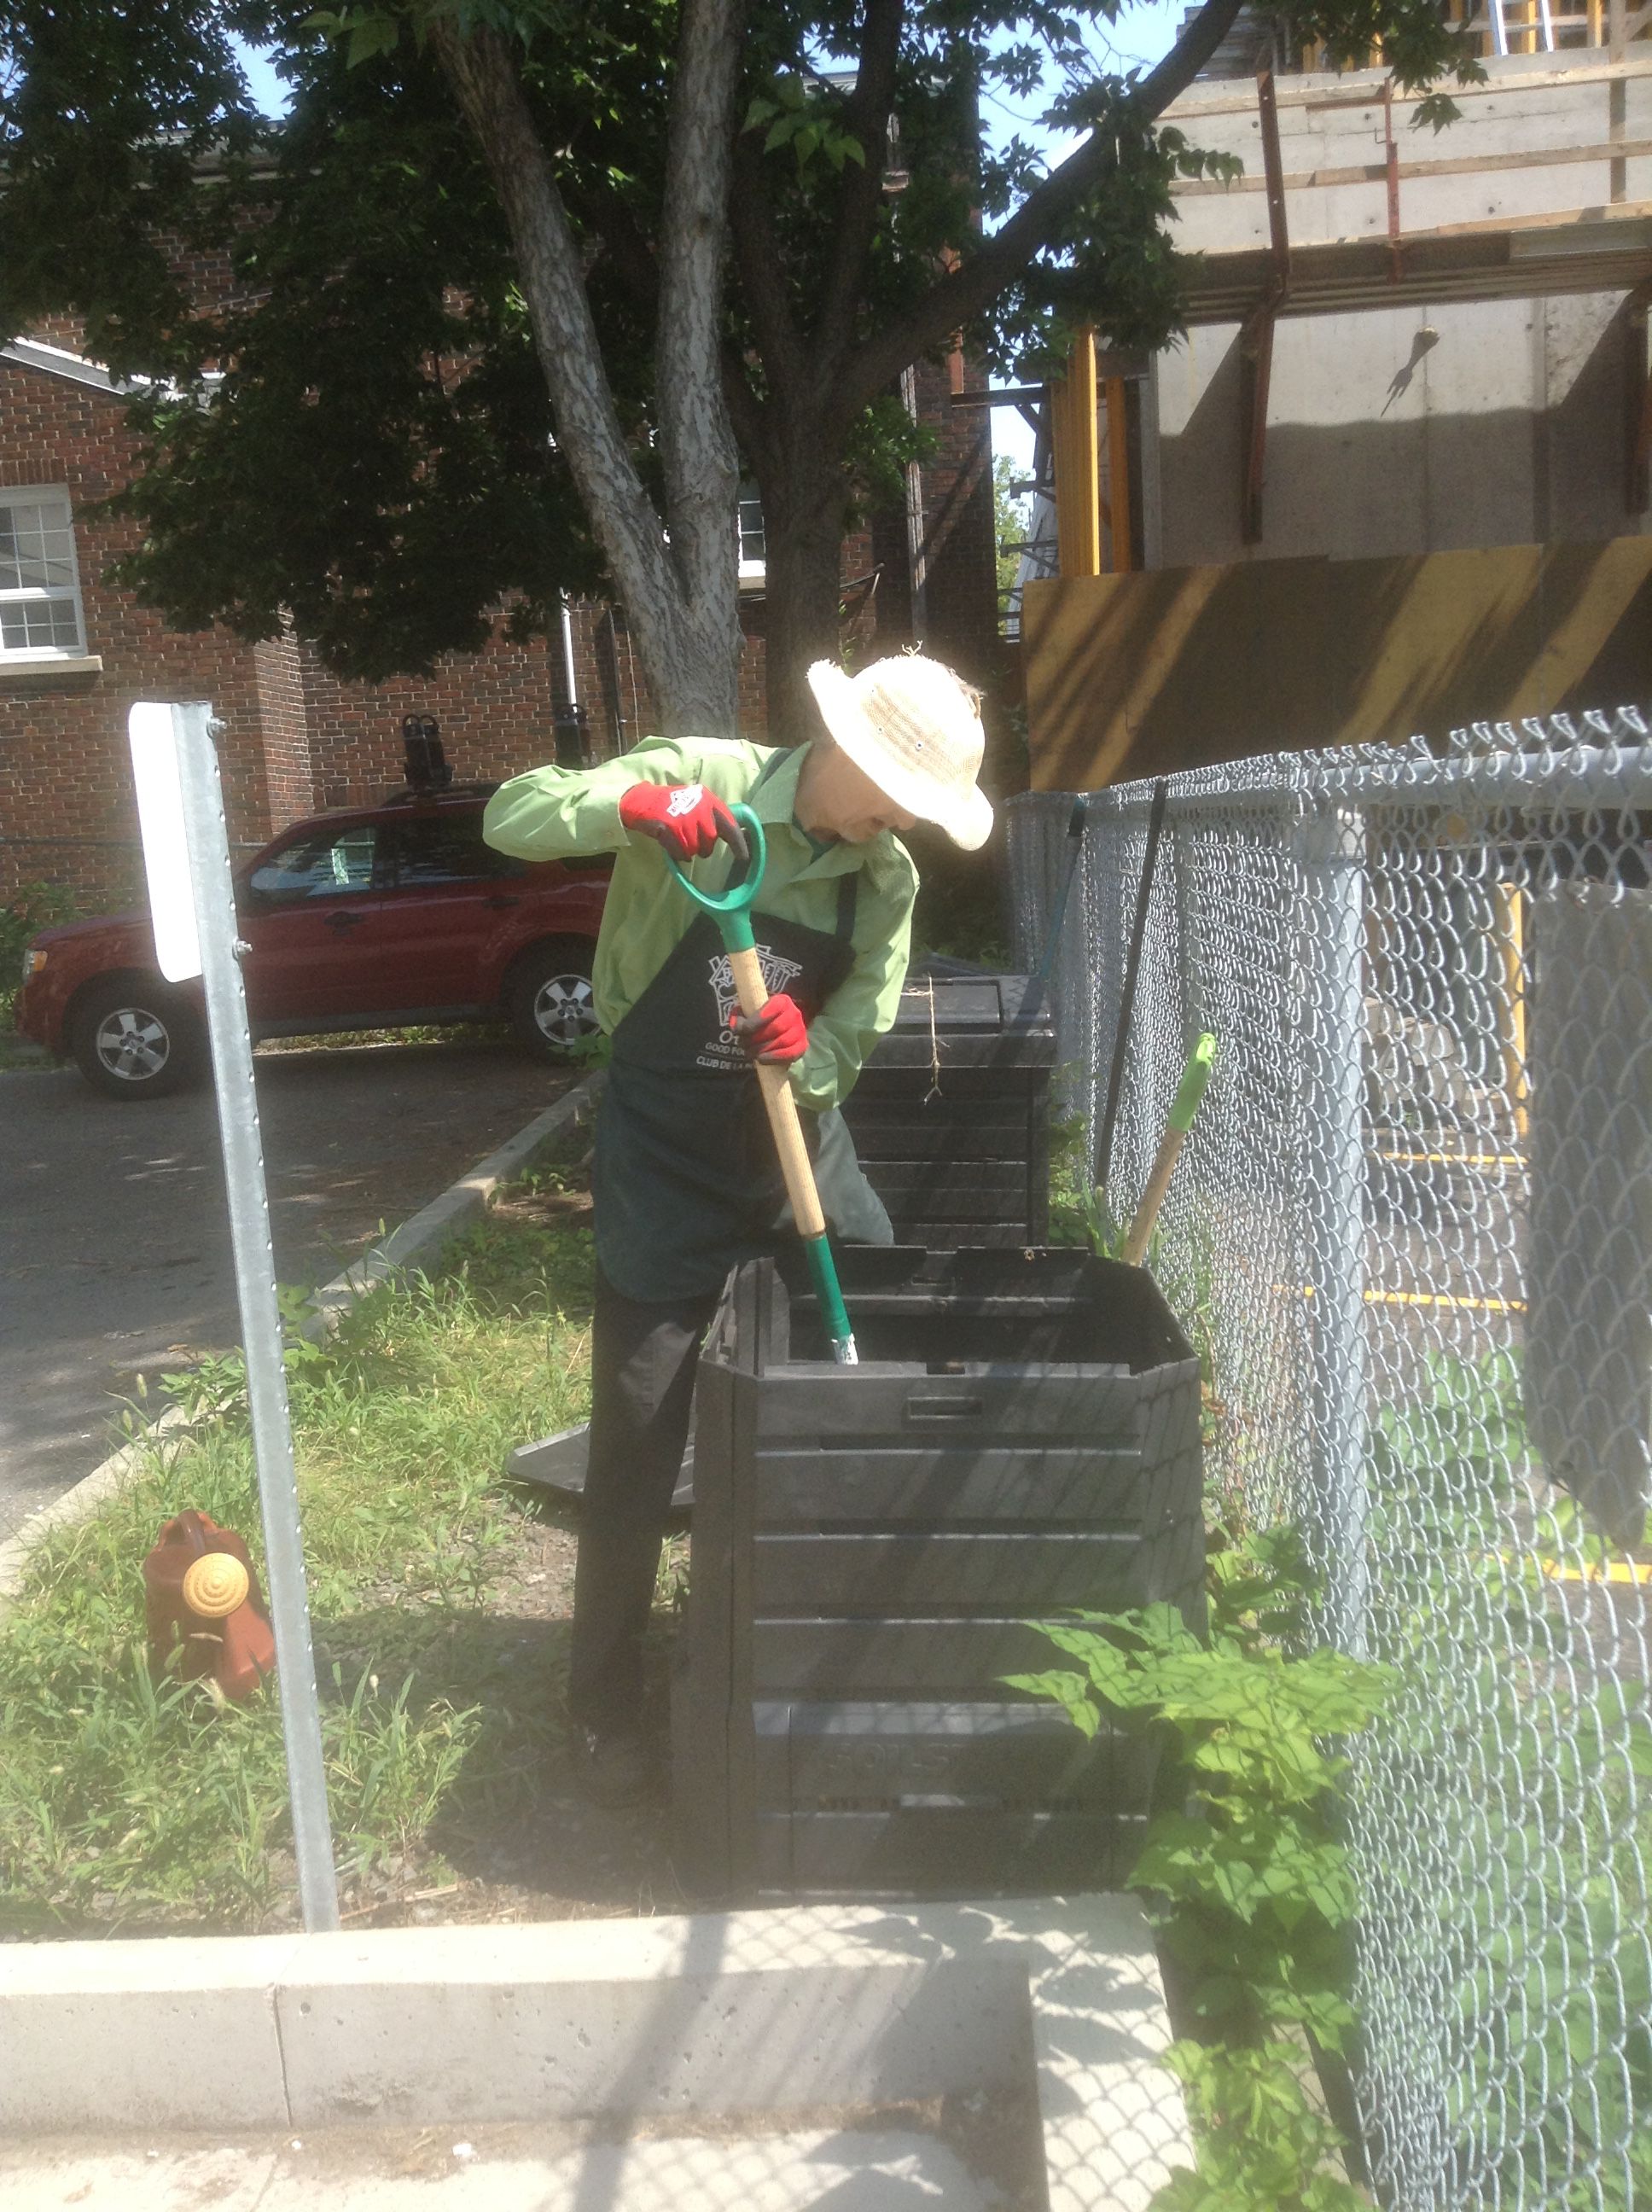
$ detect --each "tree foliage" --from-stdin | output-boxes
[0,0,1483,725]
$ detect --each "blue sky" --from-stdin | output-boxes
[233,38,289,117]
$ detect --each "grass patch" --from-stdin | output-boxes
[0,1126,608,1936]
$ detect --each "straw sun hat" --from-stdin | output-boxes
[806,655,994,852]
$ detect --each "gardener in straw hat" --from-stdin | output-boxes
[484,654,993,1803]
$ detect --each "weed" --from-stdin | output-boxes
[1011,1531,1393,2211]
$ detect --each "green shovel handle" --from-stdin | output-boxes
[666,804,766,953]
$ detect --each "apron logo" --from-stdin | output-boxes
[707,945,803,1057]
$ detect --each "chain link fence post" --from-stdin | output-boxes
[1296,795,1371,1657]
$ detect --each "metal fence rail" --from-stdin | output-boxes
[1008,709,1652,2212]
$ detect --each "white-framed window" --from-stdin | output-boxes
[0,486,87,660]
[737,485,766,588]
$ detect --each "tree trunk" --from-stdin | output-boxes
[655,0,747,738]
[759,446,853,744]
[433,19,741,741]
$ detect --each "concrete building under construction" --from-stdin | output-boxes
[1015,10,1652,785]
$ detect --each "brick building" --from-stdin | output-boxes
[0,324,999,911]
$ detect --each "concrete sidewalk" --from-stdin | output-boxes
[2,2123,999,2211]
[0,1895,1189,2212]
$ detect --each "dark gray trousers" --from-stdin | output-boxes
[567,1264,721,1735]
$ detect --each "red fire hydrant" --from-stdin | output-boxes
[143,1511,276,1703]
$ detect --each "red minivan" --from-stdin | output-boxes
[15,785,609,1099]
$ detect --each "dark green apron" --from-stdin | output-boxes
[594,854,892,1302]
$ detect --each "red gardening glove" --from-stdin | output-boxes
[618,780,748,865]
[736,992,808,1065]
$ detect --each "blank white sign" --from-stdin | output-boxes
[128,702,202,983]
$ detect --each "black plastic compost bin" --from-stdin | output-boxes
[840,969,1056,1246]
[671,1244,1204,1902]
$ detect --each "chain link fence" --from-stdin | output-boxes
[1008,709,1652,2212]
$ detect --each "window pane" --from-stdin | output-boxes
[737,493,765,566]
[248,827,378,901]
[0,502,74,590]
[0,597,81,651]
[387,814,517,887]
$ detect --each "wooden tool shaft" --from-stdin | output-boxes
[1122,1126,1186,1267]
[730,944,827,1240]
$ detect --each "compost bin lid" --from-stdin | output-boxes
[884,965,1054,1042]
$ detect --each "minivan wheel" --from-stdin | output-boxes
[507,940,601,1061]
[69,978,204,1100]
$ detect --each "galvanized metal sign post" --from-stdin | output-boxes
[128,701,340,1932]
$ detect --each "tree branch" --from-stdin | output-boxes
[729,133,810,405]
[656,0,747,621]
[812,0,906,375]
[429,21,686,686]
[832,0,1246,418]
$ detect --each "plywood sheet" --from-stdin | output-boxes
[1022,536,1652,787]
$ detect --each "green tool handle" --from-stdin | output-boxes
[803,1233,857,1363]
[1122,1033,1217,1269]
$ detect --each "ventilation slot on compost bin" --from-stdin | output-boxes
[672,1245,1204,1901]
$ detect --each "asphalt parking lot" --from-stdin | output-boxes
[0,1039,575,1543]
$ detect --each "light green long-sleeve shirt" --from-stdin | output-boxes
[482,735,917,1113]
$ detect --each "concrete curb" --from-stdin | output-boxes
[0,1073,602,1605]
[0,1894,1190,2210]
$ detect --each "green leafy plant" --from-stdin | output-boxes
[1,880,81,1033]
[1010,1530,1393,2210]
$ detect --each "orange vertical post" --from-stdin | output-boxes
[1051,328,1101,578]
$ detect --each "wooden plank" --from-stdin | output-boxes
[753,1531,1165,1611]
[751,1699,1157,1807]
[751,1443,1157,1525]
[756,1808,1147,1895]
[1170,53,1652,117]
[752,1370,1145,1444]
[1173,136,1652,197]
[1178,207,1652,326]
[751,1616,1093,1694]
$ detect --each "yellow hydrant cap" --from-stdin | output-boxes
[181,1552,250,1621]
